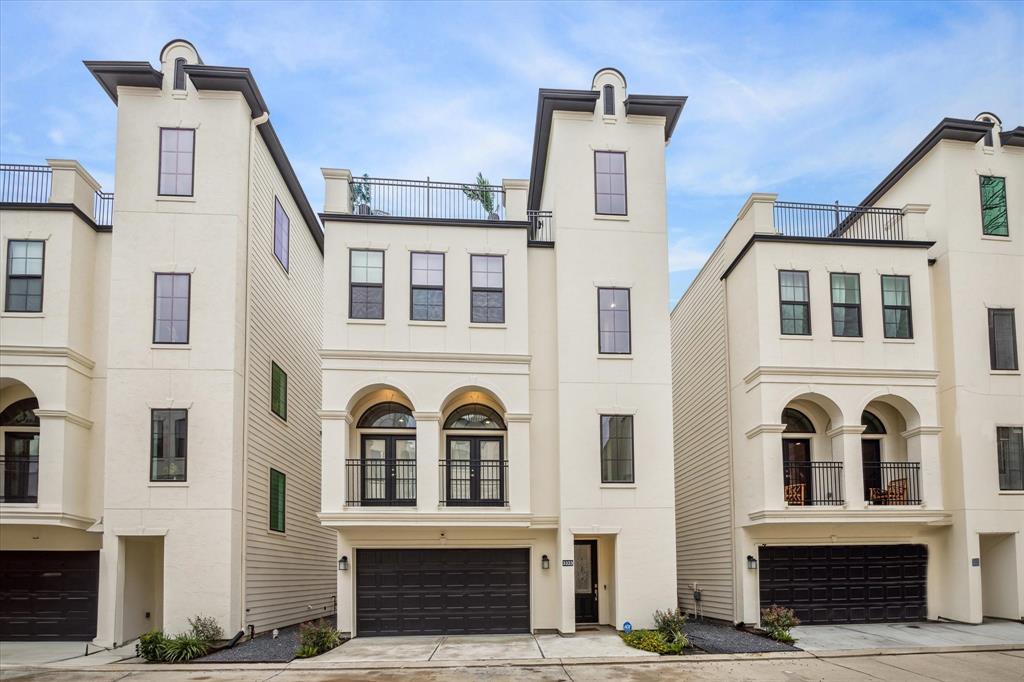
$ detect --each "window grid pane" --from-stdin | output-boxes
[270,469,286,531]
[997,426,1024,491]
[471,255,504,323]
[600,415,634,483]
[595,151,626,215]
[271,362,287,420]
[831,273,862,337]
[980,176,1009,237]
[990,309,1019,370]
[598,288,631,353]
[5,240,44,312]
[159,128,195,197]
[411,252,444,321]
[350,250,384,319]
[153,274,190,343]
[274,198,290,271]
[779,270,809,335]
[881,275,913,339]
[151,409,187,481]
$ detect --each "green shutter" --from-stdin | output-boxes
[980,176,1008,236]
[271,362,287,420]
[270,469,286,532]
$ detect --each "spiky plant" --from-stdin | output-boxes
[462,172,496,215]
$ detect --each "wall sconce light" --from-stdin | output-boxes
[541,554,550,570]
[338,556,349,571]
[746,555,758,570]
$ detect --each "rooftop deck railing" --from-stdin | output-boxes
[0,163,52,204]
[774,201,903,240]
[351,176,506,221]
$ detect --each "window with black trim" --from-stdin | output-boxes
[598,287,631,353]
[779,270,810,335]
[595,151,626,215]
[881,275,913,339]
[980,176,1008,237]
[173,57,187,90]
[269,468,286,531]
[470,255,504,323]
[411,252,444,321]
[830,273,862,337]
[153,273,190,344]
[158,128,195,196]
[271,362,287,420]
[600,415,634,483]
[603,84,615,115]
[5,240,44,312]
[151,409,187,482]
[997,426,1023,491]
[989,308,1019,370]
[349,249,384,319]
[274,197,289,271]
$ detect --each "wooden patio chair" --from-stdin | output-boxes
[784,483,806,506]
[869,478,909,505]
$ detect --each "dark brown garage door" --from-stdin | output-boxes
[356,548,530,636]
[759,545,926,624]
[0,551,99,640]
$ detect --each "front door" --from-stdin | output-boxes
[445,436,504,506]
[574,540,598,623]
[782,438,811,505]
[360,435,416,505]
[862,439,882,501]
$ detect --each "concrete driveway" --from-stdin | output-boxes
[793,619,1024,651]
[0,641,138,669]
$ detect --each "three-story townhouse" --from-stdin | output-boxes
[318,69,685,636]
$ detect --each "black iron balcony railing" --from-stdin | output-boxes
[438,459,508,507]
[774,201,903,240]
[783,461,844,506]
[94,191,114,227]
[864,461,921,505]
[0,163,52,203]
[1,457,39,503]
[350,176,506,221]
[345,458,416,506]
[528,209,553,242]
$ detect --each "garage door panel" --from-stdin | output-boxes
[759,545,926,625]
[0,551,99,641]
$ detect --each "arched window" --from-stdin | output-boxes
[357,402,415,429]
[861,411,886,435]
[782,408,815,434]
[444,404,505,430]
[0,398,39,427]
[173,57,187,90]
[603,84,615,115]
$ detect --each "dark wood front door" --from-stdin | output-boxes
[862,439,882,500]
[782,438,812,504]
[574,540,598,623]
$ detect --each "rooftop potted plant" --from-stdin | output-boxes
[351,173,372,215]
[462,172,500,220]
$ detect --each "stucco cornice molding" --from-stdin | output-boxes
[743,365,939,384]
[745,424,787,439]
[504,412,532,423]
[901,426,942,438]
[145,400,193,410]
[319,410,353,424]
[34,409,94,430]
[569,525,622,535]
[0,510,97,530]
[0,345,96,374]
[746,508,953,526]
[826,425,867,437]
[411,411,441,421]
[318,511,537,528]
[112,527,169,537]
[321,349,531,365]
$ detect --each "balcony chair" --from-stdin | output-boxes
[869,478,909,505]
[784,483,806,506]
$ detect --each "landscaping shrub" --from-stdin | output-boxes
[296,618,342,657]
[136,630,168,662]
[760,604,800,643]
[621,629,671,654]
[653,607,689,647]
[294,644,321,659]
[188,614,223,642]
[161,631,211,662]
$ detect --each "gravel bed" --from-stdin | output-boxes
[197,617,335,663]
[683,620,798,654]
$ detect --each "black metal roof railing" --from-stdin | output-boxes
[774,201,903,240]
[1,162,114,227]
[351,176,506,221]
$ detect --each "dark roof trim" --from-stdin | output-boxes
[83,61,163,103]
[159,38,203,64]
[1000,126,1024,148]
[720,234,936,281]
[257,122,323,251]
[320,213,530,230]
[527,240,555,248]
[527,89,600,211]
[0,202,111,233]
[859,117,992,208]
[623,94,687,141]
[182,64,268,117]
[591,67,627,88]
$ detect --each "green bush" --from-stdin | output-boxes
[187,614,223,642]
[160,632,210,662]
[294,644,321,659]
[653,607,688,647]
[761,604,800,642]
[136,630,168,662]
[622,629,670,654]
[297,618,342,657]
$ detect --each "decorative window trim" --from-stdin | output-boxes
[409,251,445,322]
[4,239,45,313]
[597,287,631,354]
[594,150,627,216]
[996,425,1023,491]
[157,127,195,197]
[150,408,188,482]
[881,274,913,339]
[349,248,385,320]
[778,270,810,336]
[989,308,1019,371]
[444,403,506,430]
[152,272,191,345]
[600,414,634,484]
[470,254,505,324]
[979,175,1009,237]
[358,402,416,429]
[830,272,863,338]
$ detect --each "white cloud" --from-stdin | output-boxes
[47,128,64,145]
[668,235,712,272]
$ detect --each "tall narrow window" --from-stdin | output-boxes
[271,362,287,421]
[603,84,615,115]
[997,426,1024,491]
[410,252,444,321]
[470,255,504,323]
[600,415,634,483]
[595,151,626,215]
[173,57,187,90]
[980,176,1008,237]
[269,468,286,531]
[598,287,631,353]
[159,128,195,196]
[153,273,190,344]
[881,275,913,339]
[273,197,289,271]
[989,308,1019,370]
[349,249,384,319]
[5,240,44,312]
[830,273,862,337]
[779,270,810,335]
[151,409,187,482]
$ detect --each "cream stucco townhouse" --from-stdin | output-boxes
[0,40,334,645]
[672,113,1024,627]
[318,69,685,636]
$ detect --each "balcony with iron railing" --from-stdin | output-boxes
[345,458,417,507]
[0,162,113,228]
[783,461,845,506]
[864,461,922,506]
[0,457,39,504]
[773,201,905,241]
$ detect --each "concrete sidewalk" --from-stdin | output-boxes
[793,620,1024,652]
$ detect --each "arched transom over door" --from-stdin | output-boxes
[355,402,416,506]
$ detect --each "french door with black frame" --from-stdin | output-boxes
[445,436,505,506]
[862,439,882,501]
[361,434,416,506]
[782,438,812,504]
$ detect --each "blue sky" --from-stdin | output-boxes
[1,1,1021,303]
